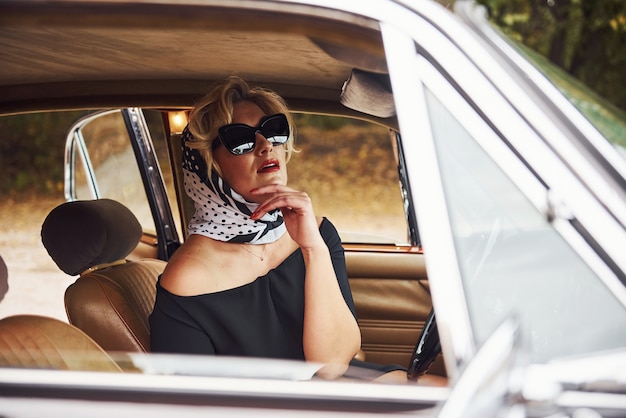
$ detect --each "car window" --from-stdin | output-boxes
[425,87,626,362]
[69,110,156,234]
[288,114,409,245]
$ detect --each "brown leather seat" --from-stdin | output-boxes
[0,314,122,372]
[41,199,166,353]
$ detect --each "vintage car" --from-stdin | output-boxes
[0,0,625,416]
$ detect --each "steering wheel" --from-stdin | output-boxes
[407,308,441,380]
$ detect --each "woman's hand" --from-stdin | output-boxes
[250,184,324,250]
[251,184,361,366]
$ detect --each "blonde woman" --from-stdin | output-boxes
[150,76,414,381]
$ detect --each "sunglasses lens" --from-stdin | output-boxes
[260,114,289,145]
[218,114,290,155]
[219,126,256,155]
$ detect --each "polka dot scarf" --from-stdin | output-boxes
[181,127,286,244]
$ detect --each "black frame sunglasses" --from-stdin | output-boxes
[215,113,290,155]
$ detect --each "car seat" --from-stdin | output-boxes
[0,253,7,302]
[0,314,122,372]
[41,199,166,353]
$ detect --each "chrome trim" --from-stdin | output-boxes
[122,108,180,259]
[437,318,521,418]
[381,22,474,380]
[74,128,99,199]
[393,130,421,247]
[525,349,626,413]
[0,367,448,408]
[557,391,626,413]
[64,109,120,201]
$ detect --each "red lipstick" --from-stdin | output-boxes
[258,159,280,173]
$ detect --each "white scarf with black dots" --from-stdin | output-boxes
[182,127,286,244]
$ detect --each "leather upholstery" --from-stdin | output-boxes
[346,250,446,376]
[65,259,165,352]
[41,199,166,353]
[0,315,122,372]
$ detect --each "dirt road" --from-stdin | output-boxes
[0,196,75,322]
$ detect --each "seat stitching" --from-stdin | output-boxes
[91,273,148,351]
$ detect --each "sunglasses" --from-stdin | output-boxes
[215,113,290,155]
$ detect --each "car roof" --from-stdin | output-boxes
[0,0,391,121]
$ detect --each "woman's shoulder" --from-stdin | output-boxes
[159,235,221,296]
[318,217,341,244]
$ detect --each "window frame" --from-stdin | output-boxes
[381,9,626,375]
[64,108,180,260]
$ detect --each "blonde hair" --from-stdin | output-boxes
[187,76,297,175]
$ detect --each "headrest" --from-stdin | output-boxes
[41,199,142,276]
[0,254,7,302]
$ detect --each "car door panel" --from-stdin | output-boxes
[131,237,160,261]
[346,250,445,375]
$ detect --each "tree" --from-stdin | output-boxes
[476,0,626,112]
[0,112,86,195]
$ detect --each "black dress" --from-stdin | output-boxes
[149,218,404,375]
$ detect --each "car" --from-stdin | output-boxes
[0,0,625,416]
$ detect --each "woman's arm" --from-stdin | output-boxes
[300,237,362,365]
[251,185,362,367]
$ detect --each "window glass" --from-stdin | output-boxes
[74,110,155,234]
[426,88,626,362]
[288,115,408,245]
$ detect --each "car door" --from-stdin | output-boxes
[380,7,626,380]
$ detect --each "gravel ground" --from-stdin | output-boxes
[0,196,75,322]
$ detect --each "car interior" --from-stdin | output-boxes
[33,160,446,378]
[41,198,167,355]
[0,314,123,373]
[0,2,447,381]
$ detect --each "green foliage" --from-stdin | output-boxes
[476,0,626,112]
[518,43,626,148]
[0,111,87,195]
